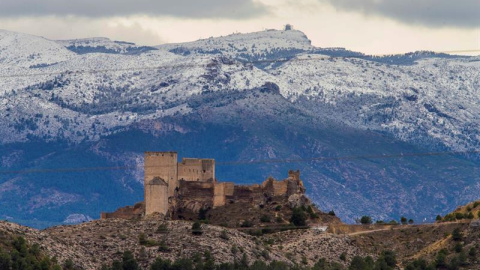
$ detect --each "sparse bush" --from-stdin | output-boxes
[220,230,229,240]
[468,247,476,257]
[260,215,271,223]
[139,233,159,246]
[157,240,171,252]
[388,220,399,225]
[156,223,168,233]
[241,220,253,228]
[454,243,463,253]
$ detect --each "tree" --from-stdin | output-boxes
[192,222,203,235]
[360,216,372,225]
[0,249,11,270]
[290,207,307,226]
[452,228,462,241]
[122,250,140,270]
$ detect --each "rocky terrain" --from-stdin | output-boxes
[1,28,480,227]
[0,215,478,269]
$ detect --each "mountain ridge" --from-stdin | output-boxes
[0,28,479,227]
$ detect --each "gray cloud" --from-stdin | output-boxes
[322,0,480,28]
[0,0,267,19]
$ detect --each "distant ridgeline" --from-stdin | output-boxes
[101,151,331,226]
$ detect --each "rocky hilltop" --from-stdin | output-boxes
[0,210,478,269]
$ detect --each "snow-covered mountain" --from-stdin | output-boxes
[0,28,479,227]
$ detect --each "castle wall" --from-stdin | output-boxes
[177,158,215,182]
[213,182,234,207]
[145,178,169,215]
[262,177,289,197]
[144,152,178,198]
[227,184,264,204]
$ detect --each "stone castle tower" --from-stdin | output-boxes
[144,151,215,215]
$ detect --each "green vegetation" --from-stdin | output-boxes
[192,222,203,235]
[102,249,400,270]
[139,233,159,247]
[360,216,372,225]
[0,236,62,270]
[290,207,307,227]
[452,228,463,241]
[260,215,271,223]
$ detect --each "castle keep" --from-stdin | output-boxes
[144,151,215,215]
[102,151,305,219]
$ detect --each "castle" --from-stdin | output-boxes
[102,151,305,219]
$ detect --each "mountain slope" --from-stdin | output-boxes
[0,28,479,227]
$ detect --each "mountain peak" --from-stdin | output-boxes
[157,28,313,58]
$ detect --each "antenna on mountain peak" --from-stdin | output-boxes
[284,24,293,31]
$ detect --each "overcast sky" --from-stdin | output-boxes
[0,0,478,55]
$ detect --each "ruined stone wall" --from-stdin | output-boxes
[144,152,178,198]
[213,182,234,207]
[262,177,288,197]
[145,178,169,215]
[177,158,215,182]
[227,184,264,204]
[177,180,215,212]
[101,202,144,219]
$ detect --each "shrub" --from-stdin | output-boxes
[436,215,442,221]
[408,219,414,224]
[454,243,463,253]
[275,205,282,211]
[473,201,480,208]
[192,222,203,235]
[401,216,407,225]
[388,220,399,225]
[452,228,462,241]
[219,230,229,240]
[328,210,336,216]
[290,207,307,226]
[240,220,253,228]
[260,215,271,223]
[157,240,171,252]
[139,233,158,246]
[156,223,168,233]
[360,216,372,225]
[339,252,346,261]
